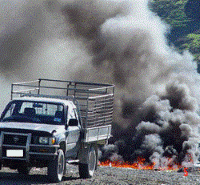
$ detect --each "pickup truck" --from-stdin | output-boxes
[0,79,114,182]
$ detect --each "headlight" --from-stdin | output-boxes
[38,137,56,145]
[39,137,49,144]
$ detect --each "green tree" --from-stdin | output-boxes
[180,34,200,62]
[150,0,200,66]
[150,0,190,28]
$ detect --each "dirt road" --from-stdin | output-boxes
[0,165,200,185]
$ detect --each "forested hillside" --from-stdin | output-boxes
[150,0,200,70]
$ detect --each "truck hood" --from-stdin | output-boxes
[0,122,64,135]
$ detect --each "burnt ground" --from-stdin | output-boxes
[0,165,200,185]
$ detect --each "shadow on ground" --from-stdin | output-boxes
[0,168,80,185]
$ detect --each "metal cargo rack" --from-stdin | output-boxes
[11,79,114,132]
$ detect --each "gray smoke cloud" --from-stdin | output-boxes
[0,0,91,110]
[60,0,200,166]
[1,0,200,167]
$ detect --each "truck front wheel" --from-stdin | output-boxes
[17,165,31,175]
[79,145,97,178]
[48,149,65,182]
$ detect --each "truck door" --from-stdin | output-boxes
[65,107,80,158]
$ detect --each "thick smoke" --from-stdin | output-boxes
[0,0,91,111]
[60,0,200,166]
[1,0,200,167]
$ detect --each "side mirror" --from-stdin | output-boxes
[68,119,78,127]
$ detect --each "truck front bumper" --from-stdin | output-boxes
[0,132,59,163]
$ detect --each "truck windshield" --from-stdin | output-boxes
[1,100,65,125]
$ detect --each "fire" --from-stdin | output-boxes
[100,156,182,171]
[100,157,154,170]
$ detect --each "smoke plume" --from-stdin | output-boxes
[0,0,90,110]
[1,0,200,167]
[60,0,200,166]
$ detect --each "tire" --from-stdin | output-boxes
[48,149,65,182]
[79,145,97,178]
[17,165,31,175]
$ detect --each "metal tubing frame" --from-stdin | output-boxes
[10,79,114,129]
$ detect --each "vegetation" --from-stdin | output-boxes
[150,0,189,28]
[149,0,200,64]
[181,34,200,62]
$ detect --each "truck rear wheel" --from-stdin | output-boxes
[79,145,97,178]
[48,149,65,182]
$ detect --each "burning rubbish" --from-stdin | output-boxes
[98,87,199,169]
[1,0,200,170]
[100,157,181,171]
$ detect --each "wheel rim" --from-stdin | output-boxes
[88,147,96,177]
[57,151,64,181]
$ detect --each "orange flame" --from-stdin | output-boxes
[100,156,182,171]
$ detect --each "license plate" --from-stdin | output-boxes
[6,149,23,157]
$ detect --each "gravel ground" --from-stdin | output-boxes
[0,165,200,185]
